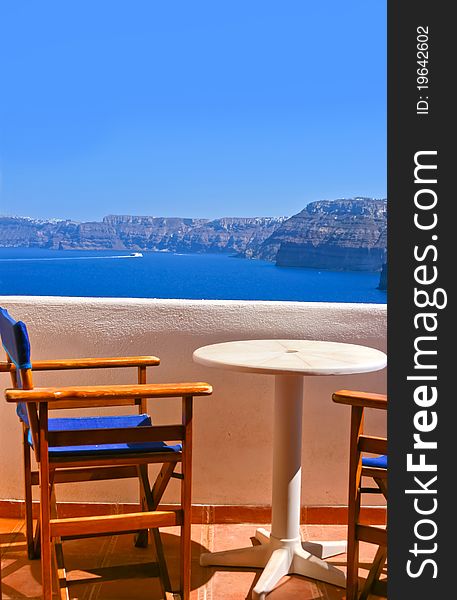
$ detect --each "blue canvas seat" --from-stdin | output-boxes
[16,393,180,455]
[362,454,387,469]
[0,306,212,600]
[29,414,182,456]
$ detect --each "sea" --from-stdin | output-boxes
[0,248,387,303]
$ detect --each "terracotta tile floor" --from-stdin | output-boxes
[1,518,386,599]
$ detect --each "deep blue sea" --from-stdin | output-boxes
[0,248,386,303]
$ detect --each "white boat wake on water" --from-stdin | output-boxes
[0,252,143,262]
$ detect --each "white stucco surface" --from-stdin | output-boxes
[0,296,387,507]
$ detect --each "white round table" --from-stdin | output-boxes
[193,339,387,600]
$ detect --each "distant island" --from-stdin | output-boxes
[0,197,387,272]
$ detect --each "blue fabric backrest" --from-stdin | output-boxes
[0,307,32,370]
[0,307,32,423]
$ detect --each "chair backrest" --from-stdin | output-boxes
[0,306,34,416]
[1,306,149,422]
[0,307,42,457]
[0,307,32,373]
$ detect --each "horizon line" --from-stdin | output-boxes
[0,197,388,224]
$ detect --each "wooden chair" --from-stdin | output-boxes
[332,390,387,600]
[0,306,212,600]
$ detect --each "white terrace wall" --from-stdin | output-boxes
[0,297,386,508]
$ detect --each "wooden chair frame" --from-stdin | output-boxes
[1,356,212,600]
[332,390,387,600]
[3,357,162,562]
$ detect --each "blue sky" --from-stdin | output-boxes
[0,1,386,221]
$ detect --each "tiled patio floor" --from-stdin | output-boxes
[1,518,386,599]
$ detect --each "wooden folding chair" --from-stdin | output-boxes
[332,390,387,600]
[0,306,212,600]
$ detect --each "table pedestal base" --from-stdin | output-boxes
[255,527,347,559]
[200,527,346,599]
[199,373,347,598]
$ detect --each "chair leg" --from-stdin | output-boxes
[359,545,387,600]
[22,426,36,560]
[152,528,172,595]
[135,374,150,548]
[346,537,360,600]
[50,483,69,600]
[151,463,177,508]
[53,542,70,600]
[346,406,363,600]
[135,464,152,548]
[33,518,41,559]
[180,397,193,600]
[137,463,172,594]
[39,466,52,599]
[180,503,191,600]
[134,441,178,548]
[38,405,53,600]
[374,477,388,499]
[134,494,149,548]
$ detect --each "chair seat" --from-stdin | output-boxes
[27,414,182,456]
[362,454,387,469]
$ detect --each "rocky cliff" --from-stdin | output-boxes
[102,215,286,254]
[0,198,387,271]
[0,215,286,254]
[250,198,387,271]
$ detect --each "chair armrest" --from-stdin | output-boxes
[332,389,387,410]
[5,382,212,403]
[0,356,160,372]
